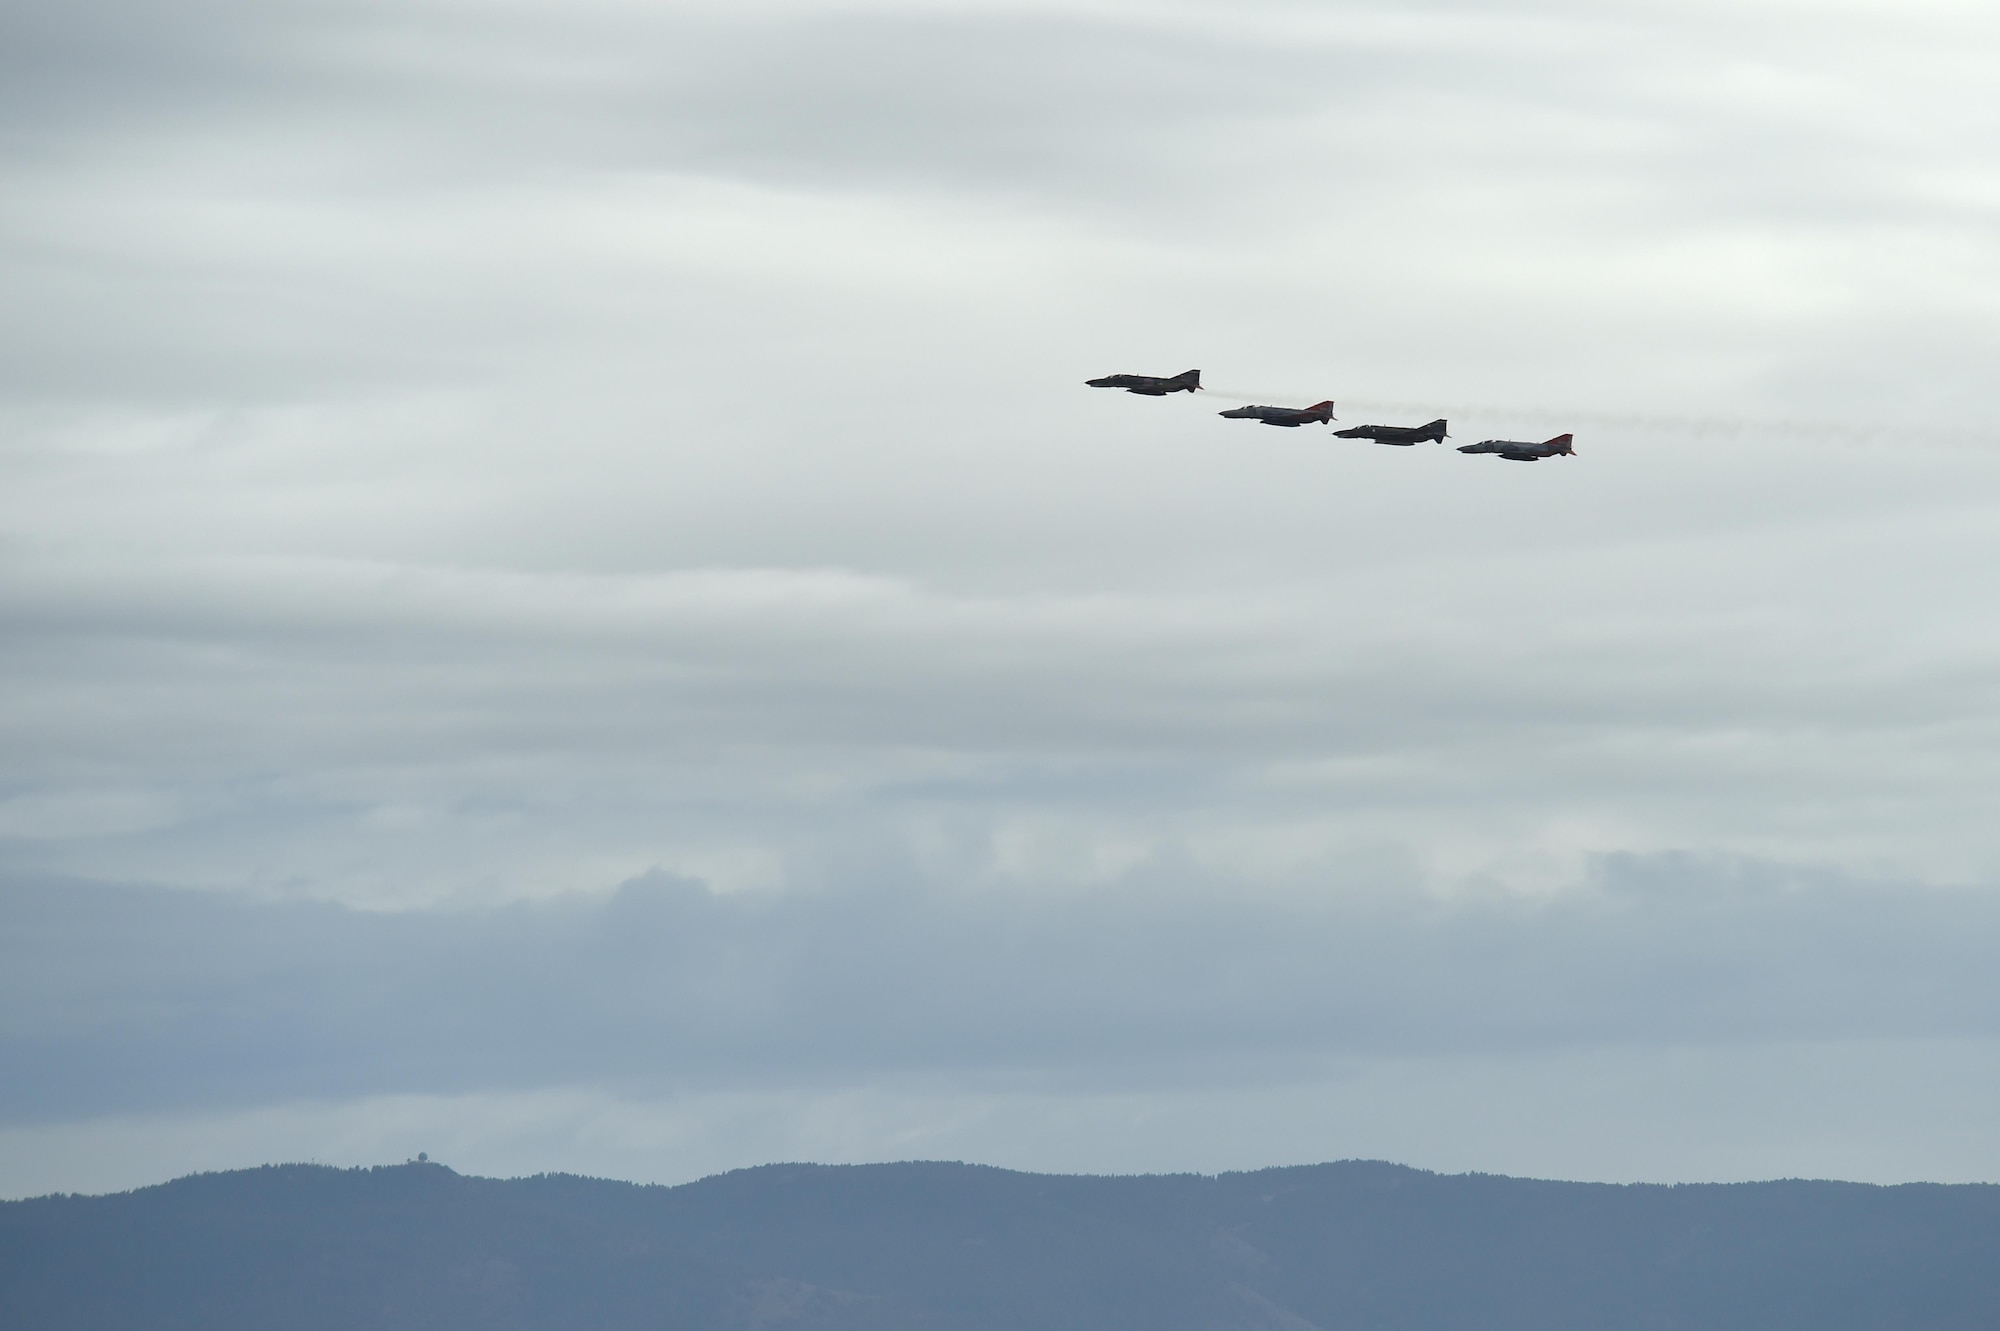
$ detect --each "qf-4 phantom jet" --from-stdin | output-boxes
[1218,400,1337,427]
[1457,433,1575,462]
[1085,369,1202,395]
[1332,418,1448,446]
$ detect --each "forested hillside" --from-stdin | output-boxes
[4,1159,1997,1330]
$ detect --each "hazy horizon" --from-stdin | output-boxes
[22,1151,1997,1206]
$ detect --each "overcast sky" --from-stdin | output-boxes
[6,0,2000,1198]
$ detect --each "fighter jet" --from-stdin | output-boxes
[1085,369,1202,395]
[1457,433,1576,462]
[1332,418,1448,446]
[1217,400,1337,427]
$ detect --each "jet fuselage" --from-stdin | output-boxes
[1332,418,1448,446]
[1218,400,1336,427]
[1086,369,1202,395]
[1457,433,1575,461]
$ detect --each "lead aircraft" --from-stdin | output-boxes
[1085,369,1202,395]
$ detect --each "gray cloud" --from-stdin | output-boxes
[11,0,2000,407]
[6,507,2000,906]
[5,857,1999,1124]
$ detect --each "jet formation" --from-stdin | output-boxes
[1085,369,1576,462]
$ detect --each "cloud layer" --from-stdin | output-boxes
[7,858,2000,1120]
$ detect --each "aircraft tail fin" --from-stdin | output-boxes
[1308,400,1336,420]
[1175,370,1202,390]
[1545,432,1575,454]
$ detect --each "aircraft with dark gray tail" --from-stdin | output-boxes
[1085,369,1202,395]
[1333,418,1448,446]
[1458,433,1575,461]
[1218,400,1336,427]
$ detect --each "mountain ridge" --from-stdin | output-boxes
[4,1158,1997,1329]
